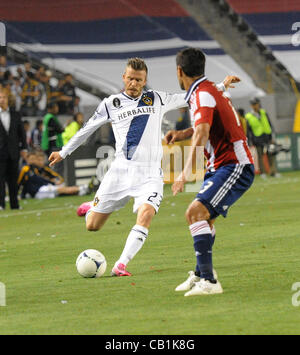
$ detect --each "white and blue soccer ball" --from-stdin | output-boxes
[76,249,107,278]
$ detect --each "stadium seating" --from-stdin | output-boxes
[2,0,299,99]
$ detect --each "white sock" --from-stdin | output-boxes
[78,184,88,196]
[117,225,149,266]
[85,209,92,224]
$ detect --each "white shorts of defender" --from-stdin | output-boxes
[35,184,59,199]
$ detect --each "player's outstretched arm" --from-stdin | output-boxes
[172,123,210,196]
[49,152,63,167]
[164,127,194,144]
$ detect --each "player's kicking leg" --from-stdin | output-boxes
[85,210,112,232]
[111,202,156,276]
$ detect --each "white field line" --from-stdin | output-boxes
[0,205,74,218]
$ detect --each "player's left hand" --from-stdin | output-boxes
[223,75,241,89]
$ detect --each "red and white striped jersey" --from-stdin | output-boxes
[186,77,254,171]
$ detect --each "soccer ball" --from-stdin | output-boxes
[76,249,107,278]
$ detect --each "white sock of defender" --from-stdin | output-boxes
[117,225,149,266]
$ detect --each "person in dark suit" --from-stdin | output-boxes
[0,88,28,210]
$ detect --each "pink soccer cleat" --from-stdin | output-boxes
[111,263,132,277]
[77,201,93,217]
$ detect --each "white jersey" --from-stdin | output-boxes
[59,90,187,167]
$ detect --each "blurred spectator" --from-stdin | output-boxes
[1,78,16,109]
[51,78,64,102]
[18,150,92,200]
[0,55,7,70]
[0,55,7,84]
[73,95,83,114]
[175,107,191,131]
[37,72,54,116]
[16,61,34,86]
[245,98,279,178]
[41,102,64,176]
[62,112,84,145]
[3,69,13,84]
[35,65,46,82]
[23,120,31,146]
[21,71,42,116]
[2,58,82,119]
[0,88,28,210]
[10,76,23,112]
[57,73,76,115]
[31,119,43,148]
[41,102,64,156]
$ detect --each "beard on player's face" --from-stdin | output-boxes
[123,68,147,98]
[126,85,144,98]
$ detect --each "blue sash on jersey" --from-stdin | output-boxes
[122,91,155,160]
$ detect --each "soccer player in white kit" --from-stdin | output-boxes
[49,58,237,277]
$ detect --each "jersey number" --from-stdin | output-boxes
[199,181,214,194]
[148,192,163,208]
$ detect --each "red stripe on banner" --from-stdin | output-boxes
[0,0,188,22]
[227,0,300,14]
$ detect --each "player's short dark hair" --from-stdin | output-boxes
[126,57,148,74]
[176,48,206,77]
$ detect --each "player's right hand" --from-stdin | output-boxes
[164,130,177,144]
[49,152,63,167]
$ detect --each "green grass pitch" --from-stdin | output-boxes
[1,171,300,335]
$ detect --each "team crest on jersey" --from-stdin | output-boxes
[113,98,121,108]
[93,197,100,207]
[142,96,153,106]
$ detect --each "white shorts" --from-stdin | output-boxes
[35,184,59,199]
[91,160,164,214]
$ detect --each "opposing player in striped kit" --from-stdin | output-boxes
[165,48,254,296]
[49,57,237,277]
